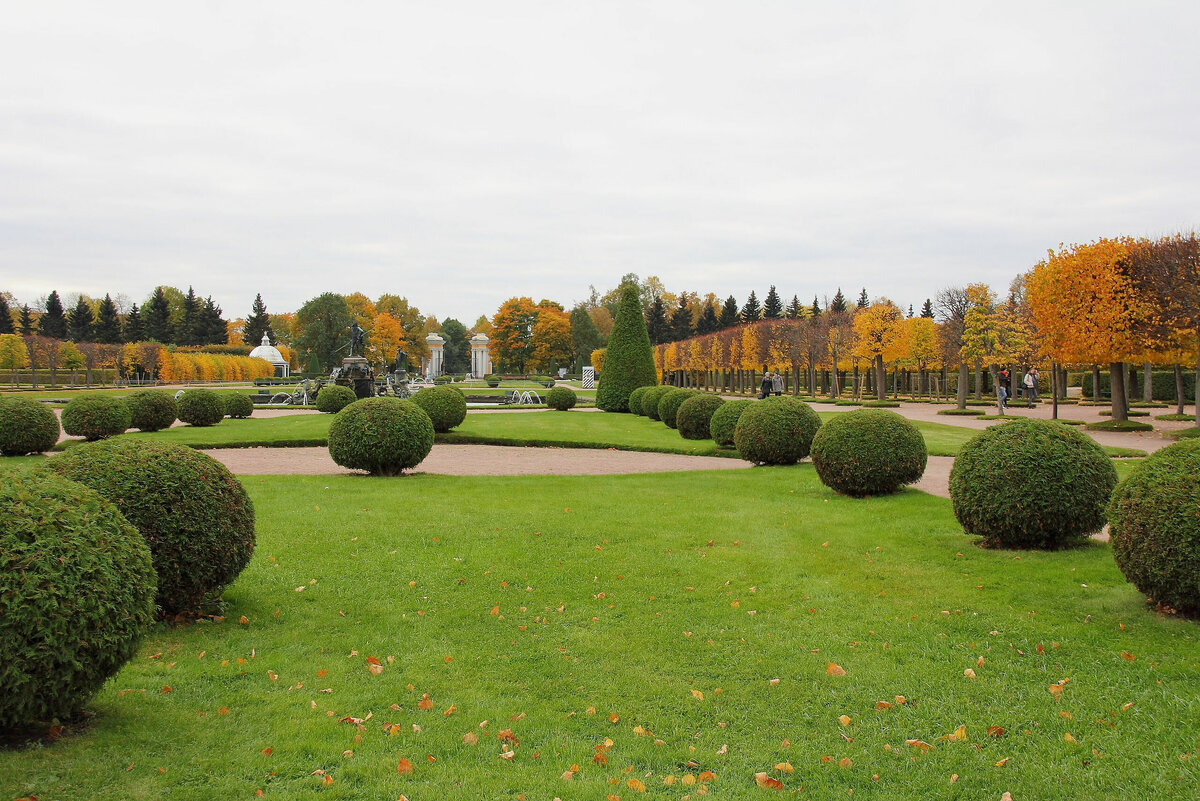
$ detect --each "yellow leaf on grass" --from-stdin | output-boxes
[627,778,646,792]
[774,762,794,773]
[462,732,478,745]
[691,689,705,700]
[964,668,976,679]
[826,663,846,677]
[754,772,784,789]
[1064,733,1077,743]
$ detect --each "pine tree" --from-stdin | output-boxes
[810,296,822,318]
[144,288,171,343]
[786,295,802,320]
[93,294,123,343]
[763,286,783,319]
[645,296,669,345]
[123,303,144,342]
[67,296,95,341]
[908,304,914,318]
[243,293,272,346]
[199,296,227,344]
[740,291,762,324]
[177,286,199,345]
[19,305,34,335]
[595,282,657,412]
[830,288,847,314]
[697,300,719,335]
[668,292,693,341]
[920,298,935,318]
[0,294,13,334]
[38,291,67,338]
[857,288,869,308]
[719,296,740,329]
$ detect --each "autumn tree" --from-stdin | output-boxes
[489,297,540,373]
[853,300,903,400]
[900,316,941,396]
[0,333,28,385]
[366,312,406,368]
[961,284,1030,415]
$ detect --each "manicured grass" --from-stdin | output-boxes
[2,468,1195,800]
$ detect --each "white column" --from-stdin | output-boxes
[426,333,445,377]
[470,333,490,377]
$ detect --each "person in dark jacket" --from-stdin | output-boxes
[998,369,1011,410]
[760,372,773,399]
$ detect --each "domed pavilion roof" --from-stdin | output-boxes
[249,332,286,365]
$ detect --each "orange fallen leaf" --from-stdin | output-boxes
[594,752,608,765]
[1121,651,1135,661]
[826,663,846,677]
[905,739,934,753]
[443,705,456,716]
[627,778,647,792]
[691,689,705,700]
[875,701,893,710]
[964,668,976,679]
[160,686,172,694]
[490,605,500,616]
[261,747,273,755]
[561,770,575,780]
[461,731,478,745]
[498,728,519,744]
[988,726,1006,737]
[498,750,515,760]
[1121,702,1135,711]
[838,757,852,769]
[397,757,413,774]
[322,774,334,786]
[1064,733,1077,743]
[755,771,784,789]
[995,757,1010,767]
[316,669,327,678]
[609,712,620,723]
[837,715,852,726]
[698,770,716,781]
[218,707,229,716]
[418,695,434,711]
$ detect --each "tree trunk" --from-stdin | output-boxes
[875,356,885,401]
[1195,331,1200,426]
[1091,365,1101,401]
[1124,363,1133,409]
[991,365,1004,415]
[1051,360,1059,420]
[1110,362,1129,422]
[956,363,968,409]
[1143,362,1154,403]
[973,361,982,399]
[852,365,859,399]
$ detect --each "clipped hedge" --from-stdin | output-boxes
[328,397,435,475]
[125,389,177,432]
[0,396,60,455]
[411,385,467,432]
[709,399,753,448]
[1078,369,1196,402]
[177,388,225,427]
[316,384,357,414]
[811,409,927,496]
[938,408,985,416]
[628,386,651,416]
[676,393,725,440]
[641,386,672,422]
[50,440,256,616]
[1086,419,1154,432]
[60,393,131,441]
[949,419,1116,548]
[734,397,822,465]
[0,471,156,727]
[658,388,697,430]
[225,392,255,419]
[546,386,577,411]
[1108,439,1200,614]
[595,282,657,412]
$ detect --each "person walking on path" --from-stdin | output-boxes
[1023,367,1038,407]
[771,371,783,396]
[759,372,773,399]
[998,370,1011,411]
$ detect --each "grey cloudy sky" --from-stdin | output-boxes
[2,0,1198,323]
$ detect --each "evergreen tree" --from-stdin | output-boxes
[740,291,762,324]
[718,295,740,329]
[67,296,95,341]
[144,288,172,343]
[439,318,470,373]
[696,300,719,335]
[668,292,693,342]
[857,288,869,308]
[38,290,67,338]
[920,298,935,318]
[810,296,822,318]
[243,293,272,346]
[569,305,603,367]
[199,296,227,344]
[177,286,199,345]
[93,294,123,343]
[19,305,34,335]
[0,294,13,334]
[786,295,802,320]
[763,286,784,319]
[645,295,669,345]
[123,303,144,342]
[595,282,657,412]
[830,288,848,313]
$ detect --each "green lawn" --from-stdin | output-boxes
[1,467,1195,799]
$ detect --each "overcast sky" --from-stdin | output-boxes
[2,1,1198,324]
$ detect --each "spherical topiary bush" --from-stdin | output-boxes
[125,389,177,432]
[810,409,927,496]
[546,386,577,411]
[49,439,256,616]
[225,392,254,419]
[177,388,225,427]
[0,396,60,455]
[411,385,467,432]
[60,393,131,441]
[734,397,822,465]
[949,418,1116,549]
[709,399,753,448]
[676,393,726,440]
[1107,439,1200,614]
[316,384,357,414]
[658,389,697,430]
[640,386,670,421]
[328,397,435,476]
[628,386,650,416]
[0,471,156,728]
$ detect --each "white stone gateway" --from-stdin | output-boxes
[423,332,445,377]
[470,333,492,378]
[582,366,594,389]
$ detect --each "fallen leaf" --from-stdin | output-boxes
[964,668,977,679]
[418,695,434,711]
[691,689,705,700]
[397,757,414,774]
[839,757,852,769]
[774,762,794,773]
[905,739,934,753]
[875,701,893,710]
[755,771,784,789]
[988,726,1006,737]
[699,770,716,781]
[995,757,1010,767]
[322,774,334,786]
[1064,733,1077,743]
[838,715,852,726]
[499,750,515,760]
[627,778,647,792]
[826,663,846,677]
[462,732,478,745]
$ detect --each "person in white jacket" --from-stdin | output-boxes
[1022,368,1038,407]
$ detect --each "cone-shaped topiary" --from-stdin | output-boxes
[177,388,225,426]
[225,392,254,419]
[546,386,577,411]
[641,385,671,421]
[0,395,60,455]
[1107,439,1200,614]
[328,397,435,475]
[125,389,177,431]
[676,393,725,440]
[596,282,657,412]
[316,384,357,414]
[811,409,927,496]
[0,471,156,727]
[411,385,467,431]
[628,386,651,416]
[950,418,1116,549]
[734,397,822,465]
[709,399,752,448]
[60,393,131,441]
[49,439,256,616]
[658,388,698,430]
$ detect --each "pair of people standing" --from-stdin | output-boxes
[998,367,1038,410]
[759,371,783,399]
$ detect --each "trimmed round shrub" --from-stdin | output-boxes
[177,388,225,427]
[316,384,357,414]
[596,282,657,412]
[49,439,256,616]
[628,386,651,416]
[225,393,254,419]
[676,393,725,440]
[125,389,177,431]
[0,471,156,727]
[411,385,467,432]
[709,399,752,448]
[734,397,822,465]
[810,409,927,496]
[0,395,59,455]
[658,388,697,430]
[641,386,672,421]
[1107,439,1200,615]
[60,393,131,441]
[485,374,501,388]
[328,397,435,476]
[949,418,1116,549]
[546,386,577,411]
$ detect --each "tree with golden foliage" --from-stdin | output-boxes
[960,284,1030,415]
[853,300,903,400]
